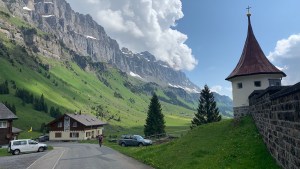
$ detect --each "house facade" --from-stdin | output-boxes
[48,113,106,141]
[0,103,18,145]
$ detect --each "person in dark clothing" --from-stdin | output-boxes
[98,134,103,147]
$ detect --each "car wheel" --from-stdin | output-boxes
[38,147,44,152]
[13,149,20,155]
[138,143,143,147]
[121,143,126,147]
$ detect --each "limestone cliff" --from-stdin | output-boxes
[0,0,199,91]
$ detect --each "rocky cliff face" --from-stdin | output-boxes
[0,0,199,91]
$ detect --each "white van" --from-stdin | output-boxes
[8,139,48,155]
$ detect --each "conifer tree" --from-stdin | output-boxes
[191,85,221,129]
[144,93,165,136]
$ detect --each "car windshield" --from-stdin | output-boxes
[134,135,144,140]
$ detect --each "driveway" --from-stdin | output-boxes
[0,143,154,169]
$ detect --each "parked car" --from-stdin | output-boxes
[36,135,49,142]
[7,139,48,155]
[118,135,152,147]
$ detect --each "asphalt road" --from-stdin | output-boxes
[1,143,154,169]
[0,151,48,169]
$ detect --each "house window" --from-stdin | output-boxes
[86,132,90,137]
[57,122,62,128]
[269,79,281,87]
[254,81,261,87]
[72,122,77,127]
[70,132,79,138]
[237,83,243,89]
[0,121,7,128]
[55,133,62,138]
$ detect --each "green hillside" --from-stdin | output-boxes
[0,8,231,137]
[0,24,193,135]
[110,116,280,169]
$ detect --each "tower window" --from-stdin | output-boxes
[254,81,261,87]
[269,79,281,86]
[237,83,243,89]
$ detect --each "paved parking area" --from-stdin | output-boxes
[0,151,47,169]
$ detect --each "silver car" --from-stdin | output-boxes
[8,139,47,155]
[118,135,152,147]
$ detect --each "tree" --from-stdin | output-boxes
[0,80,9,94]
[191,85,221,129]
[33,94,48,113]
[50,106,61,118]
[144,93,165,136]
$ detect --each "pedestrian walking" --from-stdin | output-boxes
[98,134,103,147]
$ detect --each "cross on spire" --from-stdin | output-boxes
[246,5,251,17]
[246,6,251,15]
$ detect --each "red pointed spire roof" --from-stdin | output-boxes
[226,13,286,80]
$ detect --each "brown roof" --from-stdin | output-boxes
[67,113,106,126]
[0,103,18,120]
[48,113,106,127]
[226,14,286,80]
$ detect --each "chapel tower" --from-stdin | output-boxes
[226,8,286,118]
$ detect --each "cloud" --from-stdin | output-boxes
[66,0,197,71]
[86,0,99,4]
[267,34,300,85]
[211,85,232,98]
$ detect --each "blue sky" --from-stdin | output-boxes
[177,0,300,97]
[66,0,300,97]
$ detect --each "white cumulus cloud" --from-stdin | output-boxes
[211,85,232,99]
[66,0,197,71]
[267,34,300,85]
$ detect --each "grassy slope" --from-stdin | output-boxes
[108,116,280,169]
[0,54,194,134]
[0,10,232,139]
[0,18,194,136]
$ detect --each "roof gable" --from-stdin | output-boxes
[0,103,18,120]
[47,113,106,127]
[67,113,106,126]
[226,14,286,80]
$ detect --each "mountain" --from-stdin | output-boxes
[0,0,232,134]
[0,0,199,91]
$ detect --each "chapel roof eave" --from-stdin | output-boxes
[225,71,286,81]
[225,12,286,81]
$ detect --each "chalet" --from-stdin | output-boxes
[48,113,106,141]
[0,103,20,145]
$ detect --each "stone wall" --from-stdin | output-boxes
[233,106,249,118]
[249,83,300,169]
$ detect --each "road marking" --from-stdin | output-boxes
[52,149,66,169]
[26,152,49,169]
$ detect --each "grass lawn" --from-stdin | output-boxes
[0,148,10,157]
[103,116,280,169]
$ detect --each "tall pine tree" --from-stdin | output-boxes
[191,85,221,129]
[144,93,165,136]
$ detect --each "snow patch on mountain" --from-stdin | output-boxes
[129,72,143,79]
[86,35,97,40]
[168,83,199,93]
[23,6,32,11]
[42,15,54,18]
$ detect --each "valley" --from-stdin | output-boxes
[0,1,232,137]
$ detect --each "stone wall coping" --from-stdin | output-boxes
[249,86,288,100]
[270,82,300,99]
